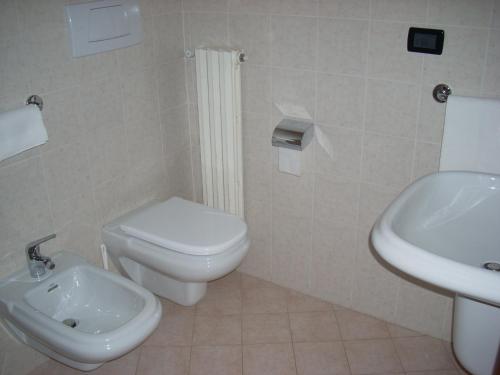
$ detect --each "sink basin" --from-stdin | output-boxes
[0,251,162,371]
[371,171,500,375]
[372,171,500,305]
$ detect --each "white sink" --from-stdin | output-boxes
[371,171,500,375]
[0,251,162,371]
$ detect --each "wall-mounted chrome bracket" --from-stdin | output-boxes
[26,95,43,111]
[433,84,452,103]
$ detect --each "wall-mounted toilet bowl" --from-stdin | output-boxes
[0,251,162,371]
[102,197,250,306]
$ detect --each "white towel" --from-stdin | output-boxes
[0,105,48,162]
[440,95,500,174]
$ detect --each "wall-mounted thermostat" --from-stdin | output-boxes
[407,27,444,55]
[65,0,143,58]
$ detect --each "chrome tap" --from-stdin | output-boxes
[26,234,56,278]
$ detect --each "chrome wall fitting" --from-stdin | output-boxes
[433,84,452,103]
[26,95,43,111]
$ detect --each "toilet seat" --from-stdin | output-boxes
[119,197,247,255]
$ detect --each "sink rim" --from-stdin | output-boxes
[371,170,500,306]
[0,251,162,363]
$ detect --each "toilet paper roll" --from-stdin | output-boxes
[278,147,301,176]
[314,125,334,160]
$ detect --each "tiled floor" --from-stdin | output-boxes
[28,272,468,375]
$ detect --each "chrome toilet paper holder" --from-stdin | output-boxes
[272,118,314,151]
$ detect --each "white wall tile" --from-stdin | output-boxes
[272,15,317,70]
[417,85,446,143]
[229,14,271,65]
[241,64,272,113]
[314,125,363,180]
[483,28,500,96]
[428,0,494,27]
[365,79,419,138]
[313,175,360,227]
[361,133,414,189]
[351,228,400,321]
[158,59,188,110]
[183,0,228,12]
[0,35,30,99]
[310,222,356,307]
[317,18,368,75]
[412,142,441,179]
[185,12,228,50]
[0,0,20,37]
[394,280,453,338]
[272,67,316,117]
[423,26,488,91]
[268,0,318,16]
[316,73,365,129]
[368,21,423,83]
[493,0,500,27]
[358,183,400,232]
[0,157,52,244]
[154,13,185,64]
[317,0,369,19]
[272,209,312,293]
[372,0,427,22]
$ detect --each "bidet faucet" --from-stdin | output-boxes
[26,234,56,278]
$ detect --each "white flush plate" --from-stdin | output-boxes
[65,0,143,57]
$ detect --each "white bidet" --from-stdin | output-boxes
[0,251,162,371]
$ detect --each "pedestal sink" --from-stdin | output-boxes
[371,171,500,375]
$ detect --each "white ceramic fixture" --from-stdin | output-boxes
[0,251,162,371]
[102,197,250,306]
[371,171,500,375]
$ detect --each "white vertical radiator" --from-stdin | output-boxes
[195,47,244,217]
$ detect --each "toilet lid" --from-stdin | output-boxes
[119,197,247,256]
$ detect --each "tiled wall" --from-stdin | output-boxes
[0,0,190,373]
[184,0,500,342]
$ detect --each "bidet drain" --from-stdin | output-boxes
[63,318,78,328]
[483,262,500,272]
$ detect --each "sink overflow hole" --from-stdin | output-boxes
[47,283,58,293]
[63,319,78,328]
[482,262,500,272]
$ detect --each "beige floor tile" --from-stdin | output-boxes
[161,298,196,314]
[190,345,242,375]
[242,286,288,314]
[136,346,190,375]
[393,336,455,372]
[287,291,334,312]
[193,314,242,345]
[143,310,194,346]
[243,343,296,375]
[289,311,341,342]
[294,341,350,375]
[196,287,242,315]
[406,371,458,375]
[242,313,292,344]
[387,323,421,338]
[241,274,278,290]
[208,271,242,291]
[335,309,390,340]
[344,339,403,374]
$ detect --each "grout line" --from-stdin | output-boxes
[479,8,494,96]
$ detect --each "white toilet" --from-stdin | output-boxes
[102,197,249,305]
